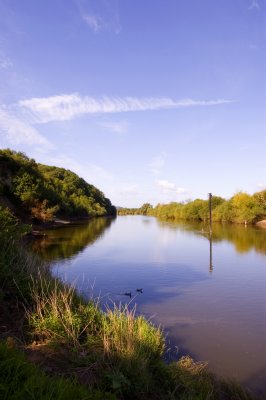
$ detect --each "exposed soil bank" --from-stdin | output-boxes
[256,220,266,228]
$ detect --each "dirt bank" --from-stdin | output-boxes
[256,220,266,228]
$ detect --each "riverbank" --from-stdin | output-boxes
[256,220,266,228]
[31,215,99,230]
[0,225,259,399]
[26,215,116,243]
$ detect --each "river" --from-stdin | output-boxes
[32,215,266,396]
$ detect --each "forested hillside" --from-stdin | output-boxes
[0,149,116,222]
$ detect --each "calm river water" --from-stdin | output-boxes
[33,216,266,396]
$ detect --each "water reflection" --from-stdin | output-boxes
[209,234,213,273]
[156,219,266,255]
[31,217,115,261]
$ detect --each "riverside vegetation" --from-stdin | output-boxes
[0,206,259,400]
[118,192,266,226]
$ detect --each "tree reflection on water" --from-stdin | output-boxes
[31,217,115,261]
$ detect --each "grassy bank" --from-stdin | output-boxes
[0,208,259,399]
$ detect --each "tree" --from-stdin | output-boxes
[139,203,153,215]
[13,173,41,203]
[31,200,59,223]
[231,192,260,224]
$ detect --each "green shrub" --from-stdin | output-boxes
[0,206,30,239]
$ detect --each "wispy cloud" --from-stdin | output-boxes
[248,0,260,10]
[78,0,121,34]
[18,93,234,124]
[98,120,128,134]
[81,13,103,32]
[156,180,186,195]
[149,153,166,175]
[0,92,234,152]
[0,105,51,148]
[0,51,13,69]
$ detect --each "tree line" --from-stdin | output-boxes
[118,192,266,224]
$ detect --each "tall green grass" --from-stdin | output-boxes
[29,279,102,347]
[28,279,167,398]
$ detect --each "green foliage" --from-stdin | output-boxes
[0,236,46,307]
[13,172,42,203]
[168,356,255,400]
[102,303,164,364]
[254,190,266,208]
[212,200,235,222]
[0,206,31,239]
[29,282,103,347]
[118,203,153,216]
[120,192,265,225]
[0,342,117,400]
[169,356,216,399]
[139,203,153,215]
[231,192,264,223]
[0,149,116,222]
[117,207,139,215]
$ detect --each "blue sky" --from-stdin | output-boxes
[0,0,265,207]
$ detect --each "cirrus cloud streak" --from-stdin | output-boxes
[18,93,234,124]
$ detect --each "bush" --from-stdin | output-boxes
[0,206,31,239]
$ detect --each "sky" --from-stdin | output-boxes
[0,0,265,207]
